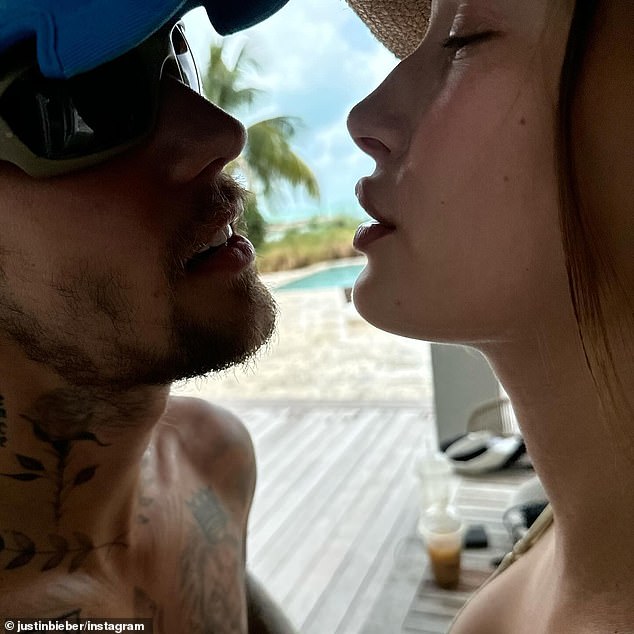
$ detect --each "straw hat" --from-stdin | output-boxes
[346,0,431,59]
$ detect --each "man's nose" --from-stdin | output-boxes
[148,77,247,182]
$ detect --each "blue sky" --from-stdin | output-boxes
[184,0,398,223]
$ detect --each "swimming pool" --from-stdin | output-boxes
[276,263,365,291]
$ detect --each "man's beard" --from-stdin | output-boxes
[0,178,277,390]
[113,267,277,388]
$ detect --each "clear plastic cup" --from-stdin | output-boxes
[418,504,464,589]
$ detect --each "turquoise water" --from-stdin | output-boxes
[277,263,365,291]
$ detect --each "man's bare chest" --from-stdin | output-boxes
[0,486,247,633]
[132,485,249,633]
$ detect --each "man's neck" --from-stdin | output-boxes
[0,377,169,576]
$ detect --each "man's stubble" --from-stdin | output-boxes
[0,247,277,391]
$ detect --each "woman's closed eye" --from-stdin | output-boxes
[442,30,500,58]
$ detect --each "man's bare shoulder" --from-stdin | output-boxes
[155,395,256,506]
[161,395,254,452]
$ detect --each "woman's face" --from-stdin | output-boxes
[348,0,575,343]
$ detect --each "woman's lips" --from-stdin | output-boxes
[354,179,396,251]
[353,220,395,251]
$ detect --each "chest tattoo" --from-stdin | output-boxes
[180,487,244,634]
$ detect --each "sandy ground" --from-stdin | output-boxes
[172,257,433,402]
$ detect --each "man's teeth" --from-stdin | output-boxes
[195,225,233,253]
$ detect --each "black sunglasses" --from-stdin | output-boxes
[0,21,201,177]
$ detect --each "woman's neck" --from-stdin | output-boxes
[481,321,634,612]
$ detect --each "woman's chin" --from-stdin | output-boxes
[352,276,420,340]
[352,275,488,345]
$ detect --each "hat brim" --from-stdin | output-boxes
[346,0,431,59]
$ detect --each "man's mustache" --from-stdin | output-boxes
[166,173,251,278]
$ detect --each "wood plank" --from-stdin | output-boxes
[250,414,351,527]
[300,477,419,633]
[219,401,535,633]
[258,409,417,598]
[294,440,423,630]
[248,409,388,565]
[333,498,421,634]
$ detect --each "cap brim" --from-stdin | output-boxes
[0,0,290,78]
[205,0,290,35]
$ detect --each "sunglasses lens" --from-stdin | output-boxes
[0,22,199,165]
[171,25,201,92]
[0,61,154,161]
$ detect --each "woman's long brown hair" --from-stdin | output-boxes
[557,0,634,454]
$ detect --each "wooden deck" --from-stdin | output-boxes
[225,400,535,633]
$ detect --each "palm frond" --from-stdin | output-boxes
[203,43,262,111]
[245,118,320,199]
[203,42,321,215]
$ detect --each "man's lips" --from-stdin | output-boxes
[188,224,235,263]
[176,170,250,264]
[183,201,243,264]
[163,172,255,276]
[184,231,255,276]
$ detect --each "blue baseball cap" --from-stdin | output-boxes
[0,0,290,79]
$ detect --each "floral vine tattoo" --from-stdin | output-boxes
[0,390,127,573]
[0,414,109,523]
[0,530,126,572]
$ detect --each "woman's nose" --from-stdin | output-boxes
[347,77,409,165]
[148,77,247,182]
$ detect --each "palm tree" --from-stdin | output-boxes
[203,43,320,248]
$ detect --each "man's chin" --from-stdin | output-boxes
[118,274,277,388]
[169,309,276,383]
[2,262,277,391]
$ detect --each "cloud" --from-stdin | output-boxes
[183,0,398,221]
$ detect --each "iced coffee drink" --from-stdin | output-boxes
[426,530,462,589]
[419,503,464,589]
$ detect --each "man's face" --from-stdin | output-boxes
[0,78,276,390]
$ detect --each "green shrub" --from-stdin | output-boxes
[256,216,361,272]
